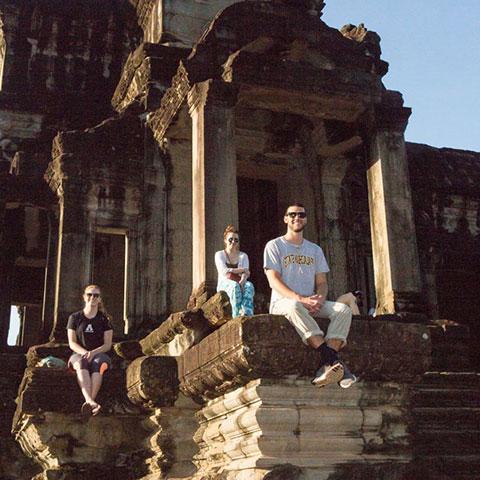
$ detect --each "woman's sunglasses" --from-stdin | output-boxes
[227,238,239,244]
[85,293,100,298]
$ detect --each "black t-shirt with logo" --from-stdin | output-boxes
[67,311,113,351]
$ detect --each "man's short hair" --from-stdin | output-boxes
[284,202,306,215]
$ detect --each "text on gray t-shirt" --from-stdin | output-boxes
[263,236,329,310]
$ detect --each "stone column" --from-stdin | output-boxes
[320,156,349,299]
[51,189,93,341]
[187,80,238,290]
[367,94,424,316]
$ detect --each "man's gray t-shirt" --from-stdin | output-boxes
[263,236,329,311]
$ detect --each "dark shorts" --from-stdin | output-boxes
[68,352,111,374]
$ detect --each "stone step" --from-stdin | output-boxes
[414,455,480,479]
[418,371,480,388]
[411,387,480,408]
[414,431,480,455]
[412,407,480,430]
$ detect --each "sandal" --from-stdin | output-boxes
[81,402,92,417]
[91,404,101,416]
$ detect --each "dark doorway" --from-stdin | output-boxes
[238,177,279,297]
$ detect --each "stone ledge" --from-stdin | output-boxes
[13,367,131,422]
[178,315,431,401]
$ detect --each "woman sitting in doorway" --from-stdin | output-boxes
[215,225,255,317]
[67,284,113,417]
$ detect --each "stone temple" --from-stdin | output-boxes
[0,1,479,479]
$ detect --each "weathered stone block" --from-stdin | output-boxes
[199,291,232,327]
[126,355,179,409]
[139,310,210,356]
[178,315,431,401]
[114,339,144,361]
[187,281,216,310]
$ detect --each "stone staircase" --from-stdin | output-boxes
[409,322,480,479]
[411,370,480,479]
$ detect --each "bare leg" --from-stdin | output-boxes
[91,373,103,402]
[327,338,343,351]
[307,334,324,349]
[336,292,360,316]
[90,373,103,415]
[74,367,95,405]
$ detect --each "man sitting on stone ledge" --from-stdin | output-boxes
[263,202,357,388]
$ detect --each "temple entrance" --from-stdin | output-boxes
[92,229,127,338]
[237,177,279,298]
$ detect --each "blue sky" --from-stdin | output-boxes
[322,0,480,152]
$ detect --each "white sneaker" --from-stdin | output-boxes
[311,362,344,388]
[338,362,357,388]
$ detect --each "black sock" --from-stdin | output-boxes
[318,343,339,366]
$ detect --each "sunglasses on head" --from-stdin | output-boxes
[227,237,239,244]
[86,293,100,298]
[286,212,306,219]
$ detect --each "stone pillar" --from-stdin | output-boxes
[367,94,424,316]
[320,156,349,299]
[187,80,238,290]
[51,192,93,341]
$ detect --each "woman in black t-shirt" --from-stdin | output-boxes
[67,284,113,417]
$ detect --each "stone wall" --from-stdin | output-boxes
[408,142,480,365]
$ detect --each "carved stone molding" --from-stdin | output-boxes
[112,43,186,114]
[129,0,156,34]
[146,62,190,143]
[192,378,413,479]
[178,315,431,402]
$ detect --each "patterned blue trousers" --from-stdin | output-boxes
[217,279,255,317]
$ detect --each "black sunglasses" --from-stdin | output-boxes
[227,238,239,244]
[286,212,306,218]
[86,293,100,298]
